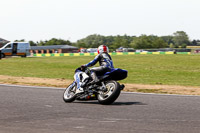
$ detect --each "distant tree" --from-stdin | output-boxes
[130,35,167,49]
[29,41,37,46]
[161,36,174,45]
[112,36,130,49]
[130,35,152,49]
[172,31,190,46]
[152,37,168,48]
[37,38,71,46]
[174,44,179,48]
[77,43,87,48]
[191,40,197,46]
[181,43,187,48]
[131,35,168,49]
[76,34,135,49]
[169,43,174,48]
[197,40,200,46]
[38,40,45,46]
[76,34,106,48]
[14,39,25,42]
[104,36,115,48]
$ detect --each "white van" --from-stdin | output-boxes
[0,42,30,58]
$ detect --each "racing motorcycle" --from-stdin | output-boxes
[63,67,128,105]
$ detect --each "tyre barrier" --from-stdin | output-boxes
[33,52,191,57]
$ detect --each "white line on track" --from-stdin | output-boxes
[0,83,200,97]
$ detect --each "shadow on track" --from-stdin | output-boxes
[112,102,147,106]
[74,101,146,106]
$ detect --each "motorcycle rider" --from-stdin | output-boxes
[81,45,114,86]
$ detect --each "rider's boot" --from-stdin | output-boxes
[88,72,99,85]
[81,72,99,88]
[76,87,84,93]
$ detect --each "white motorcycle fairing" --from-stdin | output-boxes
[74,71,89,94]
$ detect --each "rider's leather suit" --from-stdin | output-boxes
[85,52,114,75]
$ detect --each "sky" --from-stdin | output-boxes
[0,0,200,42]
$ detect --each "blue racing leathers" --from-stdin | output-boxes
[85,52,114,75]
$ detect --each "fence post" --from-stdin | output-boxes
[0,50,1,60]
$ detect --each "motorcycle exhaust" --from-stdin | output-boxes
[120,84,125,90]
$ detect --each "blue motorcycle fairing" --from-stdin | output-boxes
[75,67,82,73]
[75,67,127,81]
[102,68,128,81]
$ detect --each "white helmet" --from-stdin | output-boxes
[97,45,109,54]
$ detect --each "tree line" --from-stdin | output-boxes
[75,31,198,49]
[15,31,200,50]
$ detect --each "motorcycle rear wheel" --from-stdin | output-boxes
[63,82,76,103]
[97,80,121,105]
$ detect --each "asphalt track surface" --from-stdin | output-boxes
[0,84,200,133]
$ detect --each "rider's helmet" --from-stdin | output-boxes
[97,45,109,54]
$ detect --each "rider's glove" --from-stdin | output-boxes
[81,65,86,71]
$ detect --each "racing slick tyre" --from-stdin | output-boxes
[97,80,121,105]
[63,82,77,103]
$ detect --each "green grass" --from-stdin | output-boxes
[0,55,200,86]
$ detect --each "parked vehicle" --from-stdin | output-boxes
[86,48,98,53]
[194,49,200,54]
[0,42,30,58]
[78,48,87,53]
[116,47,135,52]
[63,67,128,105]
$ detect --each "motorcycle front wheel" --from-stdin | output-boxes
[63,82,77,103]
[97,80,121,105]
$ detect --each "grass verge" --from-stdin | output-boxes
[1,55,200,86]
